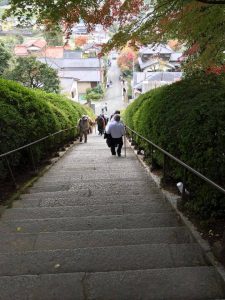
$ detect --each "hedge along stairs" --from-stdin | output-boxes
[123,73,225,220]
[0,78,94,185]
[0,133,225,299]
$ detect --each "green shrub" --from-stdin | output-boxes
[86,92,102,101]
[124,73,225,219]
[0,78,94,180]
[85,84,104,101]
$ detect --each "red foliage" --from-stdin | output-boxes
[206,65,225,75]
[64,0,144,33]
[185,43,200,56]
[117,46,137,71]
[75,35,88,47]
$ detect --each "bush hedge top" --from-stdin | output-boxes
[0,78,94,154]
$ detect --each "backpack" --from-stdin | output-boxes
[97,116,104,126]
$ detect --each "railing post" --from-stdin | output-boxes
[5,157,17,188]
[72,127,76,141]
[220,231,225,264]
[182,168,187,201]
[124,127,127,158]
[163,153,167,179]
[44,137,50,155]
[161,153,170,186]
[29,147,37,173]
[134,140,138,150]
[131,131,134,145]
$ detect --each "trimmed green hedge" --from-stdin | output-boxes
[0,78,94,180]
[124,73,225,219]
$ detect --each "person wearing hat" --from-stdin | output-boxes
[77,115,90,143]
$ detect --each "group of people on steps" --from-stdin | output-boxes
[77,110,125,157]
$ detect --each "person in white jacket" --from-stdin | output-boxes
[106,114,125,156]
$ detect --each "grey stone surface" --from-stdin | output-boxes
[0,227,192,253]
[28,180,158,194]
[21,187,159,199]
[0,212,181,233]
[0,132,225,299]
[3,203,173,220]
[0,267,224,300]
[33,227,193,251]
[86,266,225,300]
[0,244,208,276]
[0,273,84,300]
[13,193,165,208]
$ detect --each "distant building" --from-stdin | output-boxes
[88,25,109,44]
[38,57,104,101]
[14,39,47,56]
[14,39,75,58]
[72,23,88,35]
[60,77,79,101]
[63,50,82,59]
[82,43,101,58]
[132,71,182,98]
[138,44,182,72]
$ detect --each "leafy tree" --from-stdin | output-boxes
[0,35,24,51]
[5,0,143,35]
[0,42,11,76]
[5,0,225,70]
[7,56,60,93]
[117,46,137,74]
[105,0,225,71]
[43,26,64,46]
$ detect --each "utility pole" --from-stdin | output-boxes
[132,56,135,100]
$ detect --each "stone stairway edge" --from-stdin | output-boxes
[127,138,225,288]
[0,139,80,218]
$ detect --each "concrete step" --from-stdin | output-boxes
[0,227,193,252]
[0,266,224,300]
[13,194,166,208]
[20,188,162,200]
[2,203,173,220]
[0,243,209,276]
[46,159,141,169]
[28,179,159,194]
[0,212,182,233]
[35,171,149,183]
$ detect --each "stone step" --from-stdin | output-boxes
[45,161,143,171]
[0,243,209,276]
[28,179,159,194]
[2,203,173,220]
[36,173,149,182]
[0,266,224,300]
[13,194,166,208]
[20,188,160,200]
[0,212,181,233]
[0,227,193,253]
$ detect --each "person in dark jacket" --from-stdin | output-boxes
[96,114,105,135]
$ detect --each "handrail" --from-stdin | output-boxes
[0,126,76,159]
[125,125,225,195]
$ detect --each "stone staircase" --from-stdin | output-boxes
[0,134,225,300]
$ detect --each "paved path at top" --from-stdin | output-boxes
[95,59,127,116]
[0,134,225,299]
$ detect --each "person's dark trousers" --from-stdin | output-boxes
[111,137,123,156]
